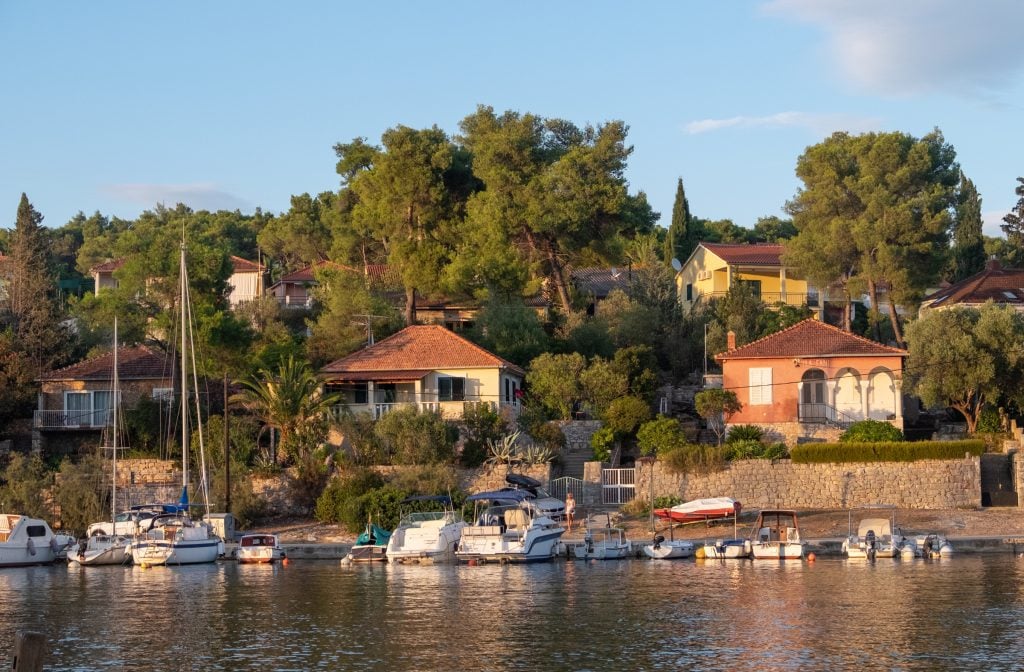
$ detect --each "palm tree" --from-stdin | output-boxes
[234,356,339,464]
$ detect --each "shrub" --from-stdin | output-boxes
[54,454,107,535]
[387,464,460,496]
[659,444,728,475]
[531,422,567,453]
[459,403,508,468]
[590,426,615,462]
[288,448,333,515]
[374,407,457,465]
[791,440,984,464]
[314,468,384,523]
[336,411,385,466]
[0,453,52,520]
[976,407,1003,434]
[724,439,789,461]
[726,425,764,444]
[636,416,686,456]
[839,420,904,443]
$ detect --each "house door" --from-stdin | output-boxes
[800,369,826,420]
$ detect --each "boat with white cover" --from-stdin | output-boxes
[574,513,632,560]
[237,534,285,564]
[750,510,804,560]
[0,515,64,567]
[386,496,467,564]
[654,497,740,524]
[456,489,565,564]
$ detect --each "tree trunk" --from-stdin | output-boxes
[404,286,417,326]
[888,303,905,348]
[842,293,852,331]
[867,279,882,341]
[545,243,573,314]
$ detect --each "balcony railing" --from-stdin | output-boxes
[695,291,819,306]
[797,403,857,429]
[275,295,313,309]
[329,399,519,421]
[34,409,111,430]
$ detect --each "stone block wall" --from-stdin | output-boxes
[636,456,981,510]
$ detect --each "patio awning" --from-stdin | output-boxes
[322,370,431,383]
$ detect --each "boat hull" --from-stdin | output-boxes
[702,539,751,559]
[574,542,632,560]
[69,536,130,566]
[456,527,564,564]
[386,522,465,564]
[643,541,695,560]
[348,545,387,562]
[751,542,804,560]
[129,538,222,566]
[237,549,284,564]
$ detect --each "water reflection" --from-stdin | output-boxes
[0,557,1023,670]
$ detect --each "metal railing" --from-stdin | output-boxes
[797,403,857,429]
[696,291,819,306]
[329,400,519,421]
[601,468,636,505]
[33,409,111,430]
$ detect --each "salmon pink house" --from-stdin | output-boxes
[715,320,907,442]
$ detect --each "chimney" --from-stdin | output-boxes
[727,330,736,351]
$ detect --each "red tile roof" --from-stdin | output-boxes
[716,319,906,360]
[275,260,351,284]
[230,256,265,273]
[703,243,784,266]
[923,260,1024,308]
[38,345,173,382]
[320,325,525,377]
[90,258,126,274]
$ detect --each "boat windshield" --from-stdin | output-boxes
[476,503,529,526]
[399,511,453,527]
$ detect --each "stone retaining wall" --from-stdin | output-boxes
[635,456,981,510]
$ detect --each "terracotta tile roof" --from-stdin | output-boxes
[275,260,350,284]
[923,260,1024,308]
[716,319,906,360]
[90,258,126,274]
[320,325,525,376]
[38,345,173,382]
[230,256,265,273]
[703,243,784,266]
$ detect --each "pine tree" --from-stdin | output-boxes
[951,173,986,281]
[1001,177,1024,266]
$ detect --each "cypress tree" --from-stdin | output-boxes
[664,178,696,265]
[1002,177,1024,266]
[951,173,986,281]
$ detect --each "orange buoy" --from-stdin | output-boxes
[282,558,289,566]
[807,552,816,562]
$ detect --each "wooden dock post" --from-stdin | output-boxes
[12,630,45,672]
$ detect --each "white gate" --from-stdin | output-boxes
[601,468,635,505]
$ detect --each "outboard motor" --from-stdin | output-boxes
[865,529,877,561]
[652,535,665,550]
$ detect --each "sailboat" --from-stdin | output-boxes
[128,242,224,567]
[69,319,132,566]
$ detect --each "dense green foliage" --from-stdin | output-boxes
[694,389,742,445]
[725,425,764,443]
[373,407,457,465]
[457,403,508,468]
[1000,177,1024,265]
[951,172,986,281]
[791,440,984,464]
[839,420,905,443]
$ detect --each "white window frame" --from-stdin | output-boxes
[152,387,175,401]
[748,367,773,405]
[438,376,466,402]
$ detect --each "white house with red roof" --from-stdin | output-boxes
[90,258,126,294]
[675,242,819,313]
[716,319,907,442]
[320,324,524,420]
[226,255,267,307]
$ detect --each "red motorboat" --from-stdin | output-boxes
[654,497,741,523]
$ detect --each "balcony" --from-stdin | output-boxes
[696,291,819,307]
[34,409,111,430]
[329,399,519,421]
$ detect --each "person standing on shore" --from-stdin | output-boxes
[565,491,576,532]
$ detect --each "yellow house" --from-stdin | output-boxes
[676,242,818,313]
[320,324,524,421]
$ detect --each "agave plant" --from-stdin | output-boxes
[518,443,555,466]
[484,431,522,467]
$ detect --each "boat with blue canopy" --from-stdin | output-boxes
[455,489,565,564]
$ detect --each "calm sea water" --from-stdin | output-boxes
[2,554,1023,671]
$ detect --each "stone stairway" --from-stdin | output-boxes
[560,446,590,479]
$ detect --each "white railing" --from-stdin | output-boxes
[33,409,110,429]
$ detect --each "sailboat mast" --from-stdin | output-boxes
[112,317,118,525]
[180,242,189,495]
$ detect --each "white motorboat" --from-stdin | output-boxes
[699,503,750,559]
[574,514,632,560]
[69,534,131,566]
[902,534,954,559]
[750,510,804,560]
[237,534,285,564]
[456,489,565,564]
[0,515,64,567]
[128,242,222,567]
[843,506,903,560]
[386,496,467,564]
[642,528,695,560]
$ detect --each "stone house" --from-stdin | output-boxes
[320,324,524,421]
[34,345,174,450]
[716,319,907,442]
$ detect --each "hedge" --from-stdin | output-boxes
[790,440,985,464]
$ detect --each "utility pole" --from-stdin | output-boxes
[353,314,386,346]
[223,372,230,513]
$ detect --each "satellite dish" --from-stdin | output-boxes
[671,258,682,272]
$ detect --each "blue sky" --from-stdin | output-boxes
[2,1,1023,237]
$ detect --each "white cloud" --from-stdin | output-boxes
[763,0,1024,96]
[100,183,250,212]
[685,111,881,135]
[983,210,1009,238]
